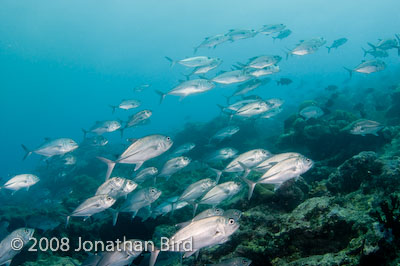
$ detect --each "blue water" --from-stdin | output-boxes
[1,1,400,265]
[1,0,399,177]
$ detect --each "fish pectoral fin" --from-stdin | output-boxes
[4,259,12,266]
[219,237,230,244]
[134,162,144,171]
[183,249,199,258]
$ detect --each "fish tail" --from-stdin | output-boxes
[343,67,353,79]
[193,46,198,54]
[149,248,160,266]
[65,216,70,228]
[109,208,119,226]
[97,156,116,180]
[396,34,400,55]
[182,72,191,80]
[155,90,166,104]
[209,168,222,183]
[326,46,331,53]
[240,174,257,200]
[367,42,377,50]
[283,48,291,60]
[223,95,231,105]
[164,56,176,67]
[119,127,125,138]
[81,128,88,139]
[361,47,367,57]
[237,161,251,179]
[192,202,199,217]
[109,105,117,114]
[21,144,32,161]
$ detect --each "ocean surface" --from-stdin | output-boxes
[1,0,400,265]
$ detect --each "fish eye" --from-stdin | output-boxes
[150,188,156,193]
[25,229,29,233]
[107,196,112,201]
[166,137,170,141]
[242,259,247,264]
[228,218,235,224]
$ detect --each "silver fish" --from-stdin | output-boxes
[1,174,39,192]
[265,98,284,109]
[258,24,286,35]
[187,58,222,76]
[198,181,242,207]
[171,142,195,156]
[223,149,271,174]
[248,65,280,78]
[118,187,162,224]
[226,29,257,41]
[98,134,173,179]
[231,79,269,98]
[67,195,116,225]
[261,107,282,119]
[178,178,216,203]
[349,119,383,136]
[345,59,386,77]
[242,155,313,200]
[206,257,252,266]
[157,79,215,103]
[287,37,326,58]
[0,228,35,266]
[212,70,252,85]
[175,207,225,229]
[110,99,141,113]
[150,214,240,265]
[206,147,238,162]
[151,196,188,218]
[83,120,121,137]
[299,106,324,120]
[245,55,282,69]
[368,38,399,51]
[96,177,138,199]
[22,138,78,160]
[165,56,216,68]
[125,109,152,129]
[159,156,191,180]
[272,29,292,41]
[210,126,240,142]
[133,84,151,92]
[194,34,229,53]
[233,100,270,117]
[326,37,347,53]
[220,99,260,113]
[133,167,158,184]
[96,239,152,266]
[362,48,389,58]
[254,152,302,173]
[84,135,108,147]
[62,154,76,165]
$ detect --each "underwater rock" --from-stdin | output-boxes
[326,151,383,194]
[22,255,78,266]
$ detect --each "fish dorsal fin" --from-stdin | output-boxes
[126,138,138,143]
